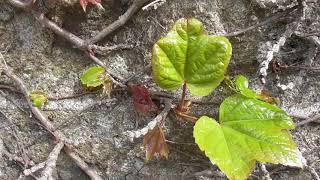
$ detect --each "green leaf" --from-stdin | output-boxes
[152,18,232,96]
[29,91,48,108]
[80,66,105,88]
[235,75,256,98]
[194,95,303,180]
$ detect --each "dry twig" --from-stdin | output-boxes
[223,5,299,37]
[40,141,64,180]
[21,161,46,179]
[258,1,305,84]
[7,0,152,87]
[297,114,320,127]
[87,0,151,44]
[125,98,172,141]
[1,57,103,179]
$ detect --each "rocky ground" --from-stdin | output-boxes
[0,0,319,179]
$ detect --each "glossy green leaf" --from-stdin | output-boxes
[235,75,256,98]
[152,18,232,96]
[29,91,48,108]
[194,95,303,180]
[80,66,105,88]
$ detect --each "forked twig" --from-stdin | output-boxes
[7,0,152,86]
[87,0,151,44]
[297,114,320,126]
[40,141,64,180]
[1,59,103,180]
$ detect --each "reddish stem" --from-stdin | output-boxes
[179,82,187,111]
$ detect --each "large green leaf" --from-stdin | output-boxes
[152,18,232,96]
[194,95,303,180]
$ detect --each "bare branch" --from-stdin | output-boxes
[1,60,103,180]
[92,44,134,55]
[1,140,28,166]
[297,114,320,126]
[87,53,126,87]
[87,0,152,44]
[64,146,103,180]
[7,0,33,9]
[40,142,64,180]
[22,162,46,178]
[33,12,85,49]
[125,98,172,141]
[223,5,299,37]
[6,0,133,86]
[142,0,166,11]
[258,2,305,84]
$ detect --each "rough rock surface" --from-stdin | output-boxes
[0,0,319,179]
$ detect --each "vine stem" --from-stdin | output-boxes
[179,82,187,110]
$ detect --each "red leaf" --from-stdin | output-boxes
[143,124,169,161]
[79,0,102,12]
[130,85,156,114]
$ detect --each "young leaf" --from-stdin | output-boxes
[80,66,105,88]
[79,0,103,12]
[29,91,48,108]
[143,124,169,161]
[130,85,156,114]
[194,95,303,180]
[152,18,232,96]
[235,75,256,98]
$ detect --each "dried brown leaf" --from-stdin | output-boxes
[143,124,169,161]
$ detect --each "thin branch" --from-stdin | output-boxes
[1,139,39,180]
[32,11,85,49]
[178,82,187,110]
[7,0,33,9]
[87,53,126,86]
[22,162,46,179]
[7,0,139,86]
[93,44,134,55]
[0,84,21,94]
[222,5,299,37]
[258,2,305,84]
[87,0,152,44]
[184,169,225,179]
[165,140,196,146]
[125,98,172,141]
[142,0,166,11]
[64,146,103,180]
[0,110,30,167]
[0,84,100,101]
[297,114,320,126]
[40,141,64,180]
[1,146,28,166]
[1,62,103,180]
[48,91,99,101]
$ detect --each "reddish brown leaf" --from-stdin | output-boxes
[130,85,156,114]
[79,0,102,12]
[143,124,169,161]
